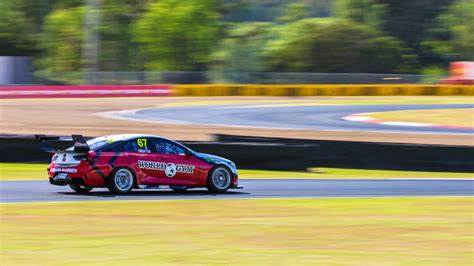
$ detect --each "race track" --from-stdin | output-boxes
[106,103,474,134]
[1,179,473,203]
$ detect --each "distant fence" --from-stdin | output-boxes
[1,134,472,172]
[0,85,172,99]
[1,84,473,99]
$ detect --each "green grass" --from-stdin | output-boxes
[0,163,472,181]
[0,163,48,181]
[1,197,473,265]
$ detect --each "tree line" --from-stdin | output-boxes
[1,0,472,78]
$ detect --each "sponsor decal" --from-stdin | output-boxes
[138,160,194,178]
[51,168,77,173]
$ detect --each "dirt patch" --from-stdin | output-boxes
[1,97,472,146]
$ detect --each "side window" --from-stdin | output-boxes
[101,142,123,152]
[154,139,186,155]
[124,138,154,153]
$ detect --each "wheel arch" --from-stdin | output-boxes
[108,166,138,188]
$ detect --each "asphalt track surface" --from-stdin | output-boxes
[1,179,473,203]
[111,103,474,134]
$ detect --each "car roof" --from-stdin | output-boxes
[92,134,181,144]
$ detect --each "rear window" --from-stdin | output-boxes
[66,137,117,151]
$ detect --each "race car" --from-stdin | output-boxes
[36,134,240,194]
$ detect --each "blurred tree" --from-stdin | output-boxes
[422,0,474,62]
[334,0,386,30]
[0,0,37,56]
[377,0,454,52]
[39,7,84,72]
[278,2,310,24]
[209,22,270,82]
[98,0,135,71]
[224,0,332,22]
[264,20,417,73]
[133,0,221,71]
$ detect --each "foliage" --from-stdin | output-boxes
[209,22,270,82]
[377,0,454,51]
[422,0,474,63]
[1,0,471,76]
[39,7,84,72]
[133,0,221,71]
[0,0,37,56]
[264,20,417,73]
[334,0,386,30]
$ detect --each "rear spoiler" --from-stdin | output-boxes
[35,134,90,153]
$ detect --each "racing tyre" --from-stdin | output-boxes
[69,184,93,193]
[107,167,136,194]
[207,166,232,193]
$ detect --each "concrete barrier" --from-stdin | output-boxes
[1,134,472,172]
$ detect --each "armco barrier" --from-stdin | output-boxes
[0,85,172,98]
[1,134,472,172]
[174,84,474,96]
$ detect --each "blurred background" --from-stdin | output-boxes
[1,1,473,265]
[0,0,473,85]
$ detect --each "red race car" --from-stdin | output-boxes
[36,134,240,194]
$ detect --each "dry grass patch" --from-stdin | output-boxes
[370,108,474,127]
[1,197,473,265]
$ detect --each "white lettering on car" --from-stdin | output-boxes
[138,160,195,177]
[50,168,77,173]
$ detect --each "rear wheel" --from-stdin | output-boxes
[107,167,136,194]
[207,166,232,193]
[69,184,93,193]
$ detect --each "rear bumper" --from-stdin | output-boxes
[49,177,87,186]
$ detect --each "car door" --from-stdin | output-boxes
[153,138,201,186]
[122,137,164,184]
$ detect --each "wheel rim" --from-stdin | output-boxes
[115,169,133,191]
[212,168,231,190]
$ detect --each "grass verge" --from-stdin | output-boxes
[1,163,472,181]
[1,197,472,265]
[370,108,474,127]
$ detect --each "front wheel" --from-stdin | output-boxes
[69,184,93,193]
[207,166,232,193]
[107,167,136,194]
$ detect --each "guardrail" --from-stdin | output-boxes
[1,134,472,172]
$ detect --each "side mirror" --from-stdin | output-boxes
[179,149,192,157]
[185,149,192,156]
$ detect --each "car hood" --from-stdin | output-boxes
[194,152,232,165]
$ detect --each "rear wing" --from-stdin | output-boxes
[35,134,90,153]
